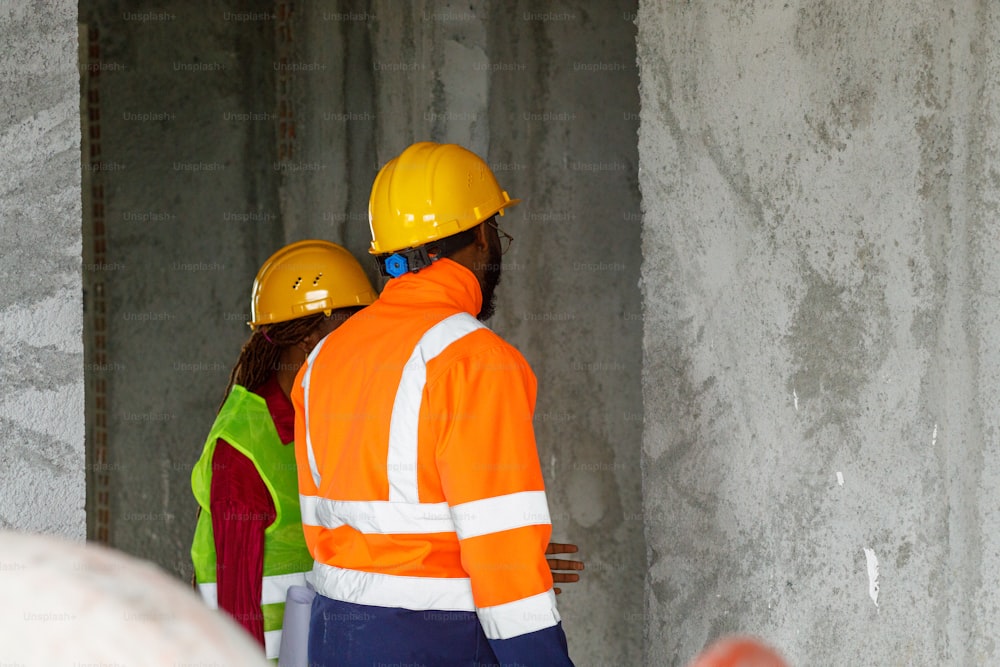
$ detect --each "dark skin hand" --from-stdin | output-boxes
[546,542,584,594]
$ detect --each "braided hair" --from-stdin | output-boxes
[219,313,328,410]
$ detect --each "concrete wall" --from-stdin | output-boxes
[78,0,282,574]
[639,1,1000,665]
[0,2,84,537]
[275,1,378,273]
[483,4,643,665]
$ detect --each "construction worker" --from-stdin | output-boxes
[293,142,576,666]
[191,240,378,661]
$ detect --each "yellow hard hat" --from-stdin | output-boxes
[248,239,377,328]
[368,142,520,255]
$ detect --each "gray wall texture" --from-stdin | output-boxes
[78,0,283,571]
[0,1,84,538]
[639,1,1000,665]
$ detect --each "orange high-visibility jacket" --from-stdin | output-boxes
[292,258,559,640]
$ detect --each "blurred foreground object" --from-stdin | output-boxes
[688,636,789,667]
[0,530,268,666]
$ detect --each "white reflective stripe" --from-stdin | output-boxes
[300,336,330,489]
[302,492,551,538]
[303,493,460,534]
[262,571,309,606]
[264,629,281,660]
[312,562,475,612]
[477,589,561,640]
[450,491,551,541]
[387,313,484,503]
[197,582,218,609]
[196,572,307,610]
[300,493,319,526]
[312,497,455,534]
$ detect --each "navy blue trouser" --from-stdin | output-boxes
[307,594,500,667]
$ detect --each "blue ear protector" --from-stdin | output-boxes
[384,253,409,278]
[377,246,433,278]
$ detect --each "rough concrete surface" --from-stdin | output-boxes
[78,0,282,577]
[0,1,84,538]
[277,1,379,281]
[639,1,1000,665]
[484,3,644,665]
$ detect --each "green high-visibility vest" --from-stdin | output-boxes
[191,384,312,661]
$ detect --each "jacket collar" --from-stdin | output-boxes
[379,258,483,316]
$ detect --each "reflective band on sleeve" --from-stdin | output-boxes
[300,336,330,489]
[387,313,484,503]
[197,582,218,609]
[264,629,281,660]
[312,562,475,612]
[450,490,551,540]
[262,571,309,606]
[476,589,561,640]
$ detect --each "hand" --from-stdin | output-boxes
[546,542,584,594]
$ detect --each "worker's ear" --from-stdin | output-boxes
[473,220,490,251]
[297,329,323,354]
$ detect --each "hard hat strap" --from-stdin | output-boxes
[375,226,478,278]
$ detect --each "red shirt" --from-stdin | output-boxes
[210,374,294,646]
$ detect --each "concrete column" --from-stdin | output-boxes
[369,0,491,155]
[275,1,373,256]
[639,1,1000,664]
[0,1,84,537]
[486,3,644,665]
[78,0,282,577]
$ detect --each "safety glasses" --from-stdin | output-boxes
[487,218,514,255]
